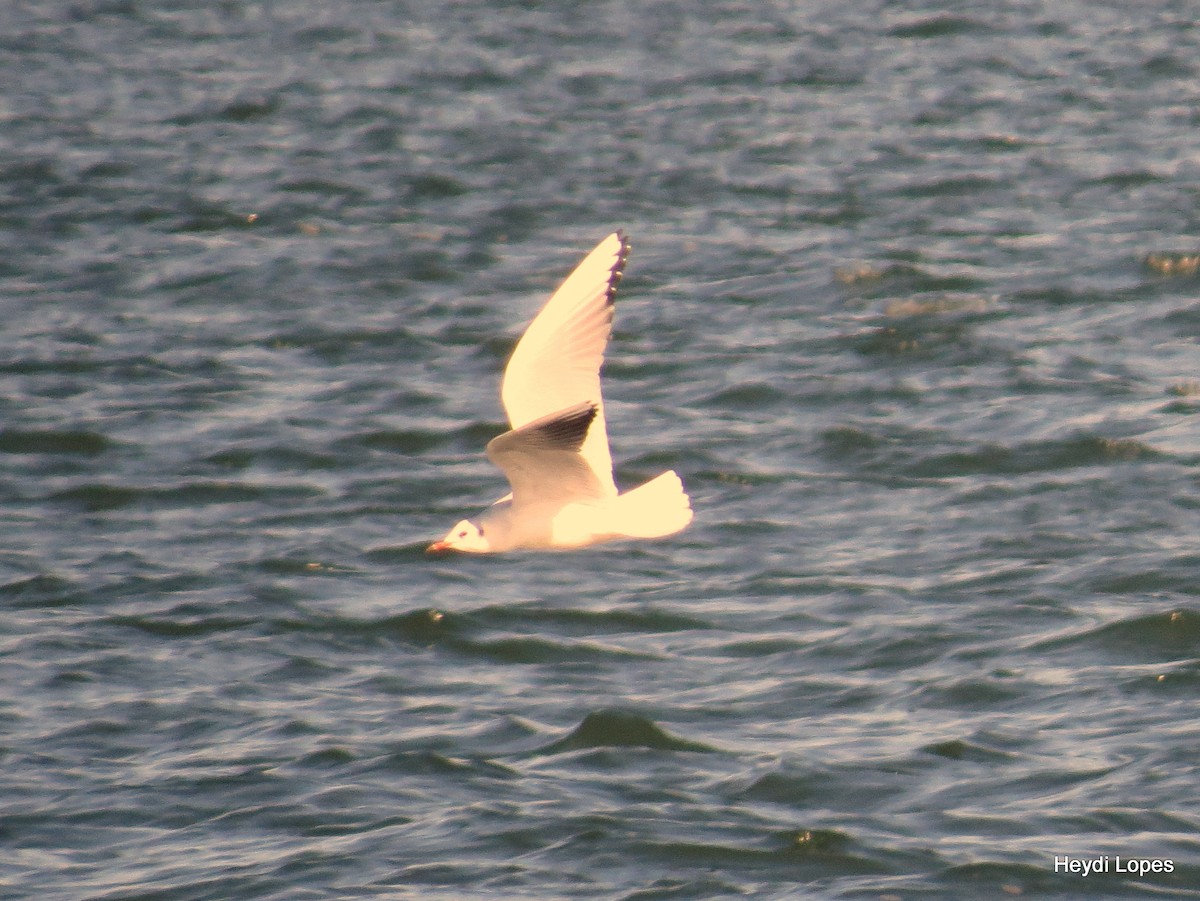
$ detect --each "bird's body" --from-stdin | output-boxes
[428,232,692,554]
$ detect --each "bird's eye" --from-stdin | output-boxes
[457,530,467,538]
[478,525,485,536]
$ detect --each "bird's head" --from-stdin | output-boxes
[427,518,491,554]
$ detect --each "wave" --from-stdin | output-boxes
[534,709,716,755]
[0,572,86,609]
[887,15,992,39]
[49,479,325,512]
[1031,608,1200,663]
[820,428,1162,479]
[0,428,111,456]
[274,606,682,667]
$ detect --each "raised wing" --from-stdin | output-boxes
[500,232,629,496]
[486,402,608,508]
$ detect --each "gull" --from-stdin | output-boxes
[428,231,692,553]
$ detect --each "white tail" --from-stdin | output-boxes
[614,470,693,539]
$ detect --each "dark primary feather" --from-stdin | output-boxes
[513,402,598,450]
[485,402,606,505]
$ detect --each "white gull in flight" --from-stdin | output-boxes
[428,231,692,553]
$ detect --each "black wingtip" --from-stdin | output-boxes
[607,231,632,306]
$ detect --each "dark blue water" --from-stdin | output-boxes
[4,1,1200,898]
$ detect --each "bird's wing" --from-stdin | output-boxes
[486,402,608,508]
[499,231,629,496]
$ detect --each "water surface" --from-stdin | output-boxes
[3,1,1200,898]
